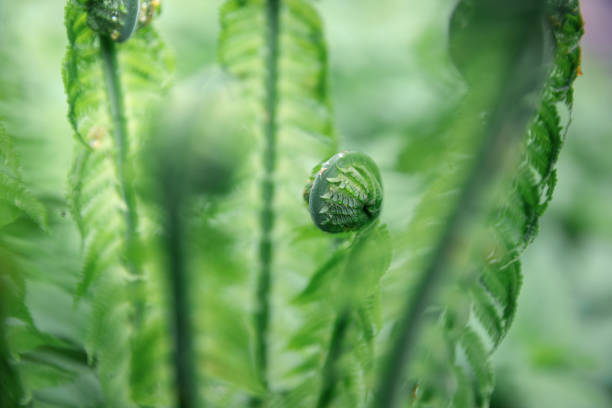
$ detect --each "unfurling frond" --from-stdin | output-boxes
[387,1,584,406]
[63,0,172,405]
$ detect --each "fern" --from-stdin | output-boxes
[0,123,47,407]
[312,224,392,408]
[374,1,583,407]
[63,1,172,405]
[0,1,586,406]
[218,0,392,404]
[218,0,337,400]
[0,195,102,407]
[0,125,47,230]
[1,23,97,408]
[460,0,583,401]
[474,0,584,346]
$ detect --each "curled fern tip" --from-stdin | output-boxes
[305,151,383,233]
[85,0,160,42]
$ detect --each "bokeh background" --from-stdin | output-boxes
[0,1,610,406]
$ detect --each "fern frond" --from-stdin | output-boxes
[460,0,583,403]
[472,0,583,347]
[0,198,106,407]
[218,0,338,400]
[0,125,47,229]
[460,328,494,403]
[63,0,172,405]
[219,0,334,142]
[63,3,110,149]
[290,224,391,407]
[376,1,583,406]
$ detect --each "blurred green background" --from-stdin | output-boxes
[1,1,610,406]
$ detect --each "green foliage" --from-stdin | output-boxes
[217,0,342,399]
[62,0,172,405]
[381,1,584,406]
[0,125,47,230]
[305,151,383,233]
[219,0,335,144]
[472,0,583,392]
[0,198,104,408]
[0,0,587,407]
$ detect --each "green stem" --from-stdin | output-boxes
[99,35,144,326]
[316,309,351,408]
[0,279,23,407]
[162,184,198,408]
[254,0,280,398]
[371,5,549,407]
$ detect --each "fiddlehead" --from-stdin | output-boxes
[304,151,383,233]
[85,0,160,42]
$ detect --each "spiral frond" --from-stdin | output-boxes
[85,0,161,42]
[305,151,383,233]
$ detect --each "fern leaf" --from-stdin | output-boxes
[470,284,503,346]
[460,328,494,403]
[376,1,583,406]
[0,124,47,229]
[0,197,108,408]
[473,0,583,346]
[63,3,110,149]
[63,1,172,405]
[293,244,349,304]
[218,0,337,398]
[449,1,583,404]
[459,0,583,403]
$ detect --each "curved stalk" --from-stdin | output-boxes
[99,35,143,326]
[315,309,351,408]
[161,184,198,408]
[371,5,550,406]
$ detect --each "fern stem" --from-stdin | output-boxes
[99,35,144,326]
[316,309,351,408]
[254,0,281,396]
[0,280,24,406]
[371,8,549,407]
[162,185,198,408]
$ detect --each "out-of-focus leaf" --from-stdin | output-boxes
[0,125,47,230]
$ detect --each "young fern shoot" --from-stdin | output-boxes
[304,151,390,408]
[63,0,170,404]
[304,151,383,234]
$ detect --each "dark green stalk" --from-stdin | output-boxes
[316,309,351,408]
[99,35,144,326]
[371,6,549,407]
[162,185,198,408]
[372,109,536,407]
[254,0,280,398]
[0,278,23,407]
